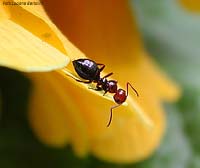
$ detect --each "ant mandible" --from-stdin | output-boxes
[70,58,139,127]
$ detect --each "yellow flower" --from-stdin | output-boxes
[0,0,180,163]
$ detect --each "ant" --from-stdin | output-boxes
[70,58,139,127]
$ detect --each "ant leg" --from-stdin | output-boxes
[97,63,105,72]
[107,104,121,127]
[97,64,113,78]
[103,90,108,96]
[89,85,102,91]
[103,72,113,79]
[126,82,139,97]
[75,79,92,84]
[67,74,92,84]
[93,83,107,96]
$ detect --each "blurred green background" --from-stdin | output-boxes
[0,0,200,167]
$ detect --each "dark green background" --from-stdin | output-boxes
[0,0,200,167]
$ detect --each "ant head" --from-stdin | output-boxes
[113,89,127,104]
[107,80,118,93]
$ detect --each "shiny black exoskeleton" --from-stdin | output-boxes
[72,58,139,127]
[73,59,102,81]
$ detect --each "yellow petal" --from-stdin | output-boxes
[10,0,86,59]
[28,72,89,156]
[28,75,69,147]
[179,0,200,12]
[13,0,50,21]
[59,69,164,163]
[134,52,181,102]
[0,1,78,72]
[0,20,69,72]
[91,102,164,163]
[8,0,66,54]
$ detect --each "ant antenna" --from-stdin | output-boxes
[107,104,121,127]
[126,82,139,97]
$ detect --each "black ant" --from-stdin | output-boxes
[70,58,139,127]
